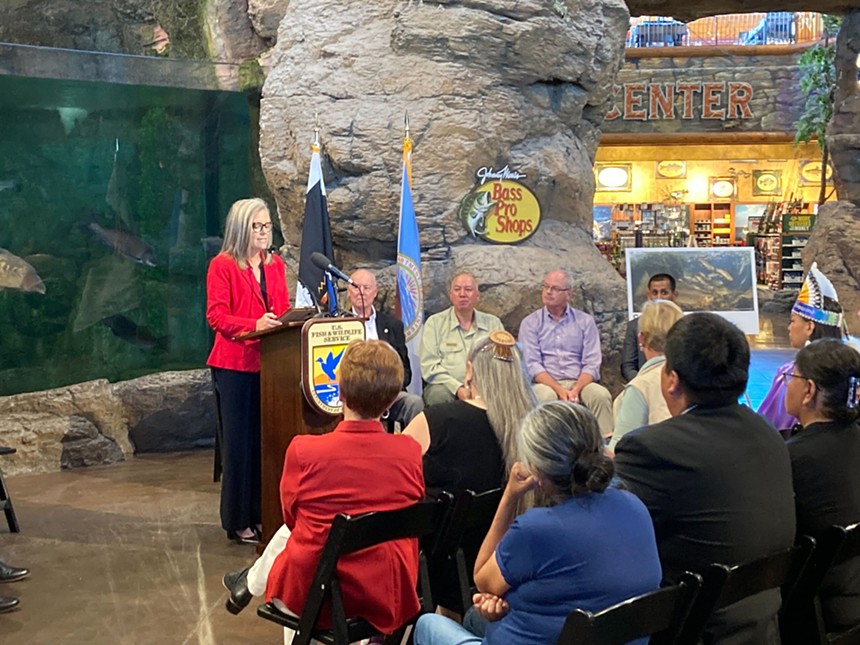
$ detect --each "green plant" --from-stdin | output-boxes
[794,15,841,205]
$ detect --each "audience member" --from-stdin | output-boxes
[421,272,504,406]
[519,269,613,437]
[404,330,536,617]
[414,402,662,645]
[404,330,535,494]
[223,340,424,640]
[621,273,677,382]
[615,313,795,644]
[609,299,683,451]
[758,262,844,430]
[347,268,423,428]
[0,558,29,613]
[784,339,860,632]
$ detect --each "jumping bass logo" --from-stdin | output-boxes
[459,165,541,244]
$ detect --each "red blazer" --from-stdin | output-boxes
[206,252,290,372]
[265,420,425,634]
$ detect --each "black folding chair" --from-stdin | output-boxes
[257,498,449,645]
[555,572,702,645]
[427,488,502,614]
[782,523,860,645]
[677,539,815,645]
[0,446,20,533]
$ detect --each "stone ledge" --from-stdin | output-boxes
[0,369,215,476]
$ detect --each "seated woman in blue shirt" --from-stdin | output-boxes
[413,401,662,645]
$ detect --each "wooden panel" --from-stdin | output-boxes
[256,322,339,548]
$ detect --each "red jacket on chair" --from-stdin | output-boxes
[205,252,290,373]
[266,420,425,634]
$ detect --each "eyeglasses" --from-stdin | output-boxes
[780,372,810,385]
[541,284,570,294]
[251,222,272,232]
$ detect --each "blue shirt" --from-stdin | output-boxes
[485,488,662,645]
[519,306,603,382]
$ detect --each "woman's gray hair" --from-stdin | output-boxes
[468,336,537,474]
[518,401,613,502]
[220,197,273,268]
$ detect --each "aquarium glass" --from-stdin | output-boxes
[0,74,252,395]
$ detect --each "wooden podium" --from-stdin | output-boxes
[244,318,339,546]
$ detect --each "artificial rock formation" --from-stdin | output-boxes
[802,200,860,336]
[0,370,214,476]
[829,10,860,207]
[260,0,632,371]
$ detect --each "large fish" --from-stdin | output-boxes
[101,314,167,350]
[87,222,157,267]
[0,248,46,294]
[459,190,496,238]
[0,179,21,193]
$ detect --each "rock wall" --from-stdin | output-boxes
[0,370,215,476]
[260,0,631,379]
[829,10,860,207]
[802,200,860,335]
[0,0,263,62]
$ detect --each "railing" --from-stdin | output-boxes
[627,12,824,49]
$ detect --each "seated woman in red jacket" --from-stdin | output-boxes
[265,339,425,639]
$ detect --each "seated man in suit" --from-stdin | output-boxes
[420,272,503,406]
[347,269,423,428]
[614,313,796,644]
[621,272,677,382]
[519,268,613,437]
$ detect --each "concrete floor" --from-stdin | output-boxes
[0,452,279,644]
[0,309,799,644]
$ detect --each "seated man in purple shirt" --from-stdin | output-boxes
[519,269,613,437]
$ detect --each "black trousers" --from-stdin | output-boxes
[211,368,261,533]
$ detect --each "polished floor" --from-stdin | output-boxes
[0,451,279,644]
[0,310,797,644]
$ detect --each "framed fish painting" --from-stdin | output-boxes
[625,247,759,334]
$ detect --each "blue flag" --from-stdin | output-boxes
[396,135,424,394]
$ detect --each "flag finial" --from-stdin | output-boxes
[313,112,320,147]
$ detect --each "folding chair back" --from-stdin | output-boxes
[258,497,449,645]
[783,524,860,645]
[555,572,702,645]
[678,540,814,645]
[428,488,502,613]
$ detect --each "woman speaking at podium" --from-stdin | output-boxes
[206,198,290,544]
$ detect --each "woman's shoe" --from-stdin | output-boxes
[228,529,260,545]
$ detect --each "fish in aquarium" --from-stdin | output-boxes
[0,179,21,193]
[86,221,157,267]
[100,314,167,351]
[0,248,46,294]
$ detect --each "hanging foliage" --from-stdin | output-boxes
[794,15,841,205]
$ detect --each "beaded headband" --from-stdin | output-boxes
[792,262,843,328]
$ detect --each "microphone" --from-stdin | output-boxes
[310,252,355,285]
